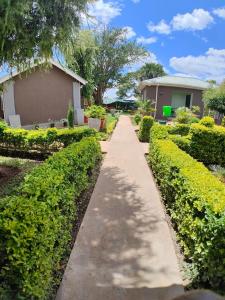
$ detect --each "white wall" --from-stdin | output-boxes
[73,81,84,125]
[2,81,16,122]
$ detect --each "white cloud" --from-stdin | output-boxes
[170,48,225,82]
[213,7,225,19]
[123,26,136,39]
[88,0,121,25]
[148,8,213,35]
[172,8,213,31]
[137,36,157,44]
[147,20,171,35]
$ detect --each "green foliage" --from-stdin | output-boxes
[67,104,74,128]
[199,116,215,128]
[168,124,190,136]
[85,105,106,119]
[138,116,154,142]
[150,124,169,141]
[190,117,200,124]
[222,116,225,127]
[93,27,147,104]
[137,99,155,116]
[117,62,166,99]
[0,0,90,67]
[68,30,96,103]
[149,132,225,290]
[169,135,191,152]
[0,119,8,135]
[0,137,102,298]
[136,62,166,81]
[175,107,193,124]
[0,127,96,153]
[105,114,118,134]
[134,113,142,125]
[188,124,225,166]
[191,105,201,114]
[203,81,225,115]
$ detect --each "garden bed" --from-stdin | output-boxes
[0,156,39,198]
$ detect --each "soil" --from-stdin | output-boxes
[0,166,20,188]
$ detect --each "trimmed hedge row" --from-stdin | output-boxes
[0,127,96,153]
[149,124,225,289]
[0,137,102,299]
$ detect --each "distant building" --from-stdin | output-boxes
[103,97,137,110]
[139,76,211,119]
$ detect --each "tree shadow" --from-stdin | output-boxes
[56,165,183,300]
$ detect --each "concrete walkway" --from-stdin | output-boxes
[56,116,183,300]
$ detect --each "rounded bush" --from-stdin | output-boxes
[199,116,215,128]
[134,113,142,125]
[221,116,225,127]
[138,116,154,142]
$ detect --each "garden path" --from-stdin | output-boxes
[56,115,183,300]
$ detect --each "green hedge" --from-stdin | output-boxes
[189,124,225,166]
[0,127,96,153]
[138,116,154,142]
[149,125,225,289]
[0,137,101,299]
[168,124,190,136]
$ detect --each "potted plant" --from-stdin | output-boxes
[85,105,106,131]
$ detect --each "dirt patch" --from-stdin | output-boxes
[0,166,21,187]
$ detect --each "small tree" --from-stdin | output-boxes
[137,99,155,116]
[203,81,225,118]
[67,104,74,128]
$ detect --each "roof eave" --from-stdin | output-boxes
[140,82,208,91]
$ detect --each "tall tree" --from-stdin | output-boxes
[117,62,166,99]
[137,63,166,81]
[0,0,91,68]
[93,27,147,104]
[68,30,96,105]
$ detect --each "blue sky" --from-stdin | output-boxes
[88,0,225,88]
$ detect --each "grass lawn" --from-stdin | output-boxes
[0,156,40,198]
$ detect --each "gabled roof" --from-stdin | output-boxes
[0,59,87,85]
[139,75,210,91]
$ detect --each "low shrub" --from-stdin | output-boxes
[170,135,191,152]
[199,116,215,128]
[0,127,96,153]
[150,123,169,142]
[221,116,225,127]
[189,124,225,166]
[168,124,190,136]
[85,105,106,119]
[175,107,193,124]
[134,113,142,125]
[67,103,74,128]
[149,130,225,290]
[138,116,154,142]
[190,117,200,124]
[0,137,102,299]
[105,114,118,134]
[0,119,8,135]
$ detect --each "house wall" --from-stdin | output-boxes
[14,66,75,126]
[142,85,204,119]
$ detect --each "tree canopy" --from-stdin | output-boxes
[0,0,91,67]
[68,30,96,104]
[203,81,225,115]
[92,27,147,104]
[117,62,166,99]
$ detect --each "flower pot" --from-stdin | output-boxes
[100,118,106,130]
[84,115,88,124]
[88,118,101,131]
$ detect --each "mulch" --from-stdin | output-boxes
[0,166,20,188]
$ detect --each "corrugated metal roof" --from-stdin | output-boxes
[139,76,211,91]
[103,98,136,105]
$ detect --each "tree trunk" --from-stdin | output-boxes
[93,86,104,105]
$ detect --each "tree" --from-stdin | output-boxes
[203,81,225,116]
[137,99,155,116]
[68,30,96,105]
[117,62,166,99]
[136,63,166,81]
[0,0,91,68]
[93,27,147,104]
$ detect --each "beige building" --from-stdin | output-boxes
[0,60,87,128]
[140,76,210,120]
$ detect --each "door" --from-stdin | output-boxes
[0,95,4,119]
